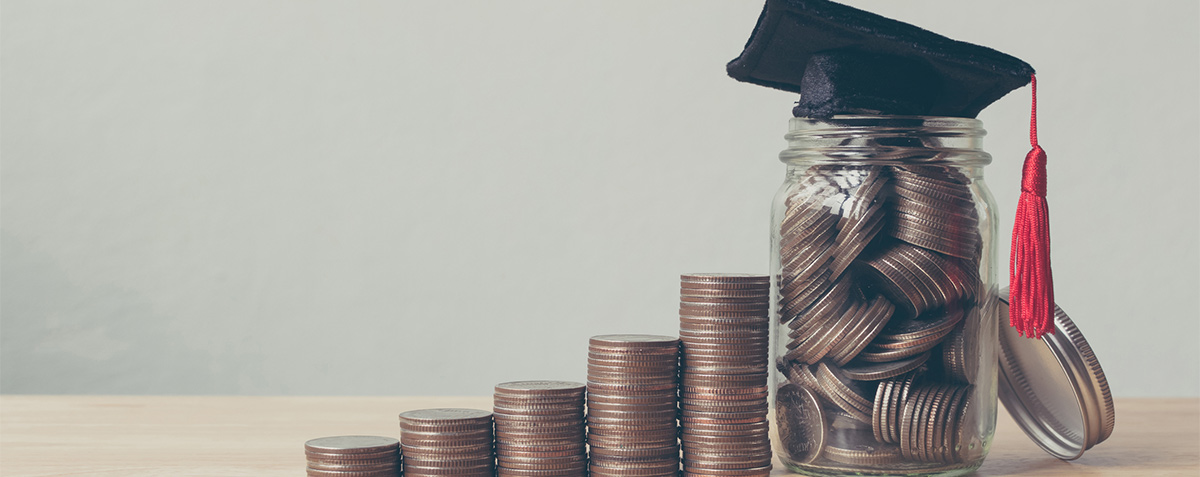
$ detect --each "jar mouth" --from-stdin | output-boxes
[789,114,985,135]
[782,115,990,166]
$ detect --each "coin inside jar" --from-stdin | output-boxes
[775,383,826,464]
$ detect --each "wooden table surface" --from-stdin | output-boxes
[1,396,1196,476]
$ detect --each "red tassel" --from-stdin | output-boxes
[1009,74,1055,339]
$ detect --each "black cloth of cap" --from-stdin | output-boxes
[727,0,1034,118]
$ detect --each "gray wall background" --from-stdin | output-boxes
[2,1,1197,397]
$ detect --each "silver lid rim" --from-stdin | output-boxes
[997,289,1115,460]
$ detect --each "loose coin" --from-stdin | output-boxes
[775,383,825,464]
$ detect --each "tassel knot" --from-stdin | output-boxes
[1020,146,1047,196]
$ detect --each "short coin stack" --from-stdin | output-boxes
[677,274,772,477]
[304,435,401,477]
[586,334,681,477]
[399,408,495,477]
[493,380,588,477]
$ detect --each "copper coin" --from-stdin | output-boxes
[586,400,677,411]
[679,375,765,388]
[815,363,873,414]
[679,317,770,329]
[306,458,401,471]
[305,451,399,464]
[587,392,677,404]
[680,273,769,284]
[586,435,679,448]
[875,306,963,342]
[305,468,402,477]
[399,430,493,444]
[399,409,492,429]
[828,295,896,366]
[679,294,769,305]
[774,383,824,464]
[590,334,680,348]
[586,408,678,420]
[679,391,768,403]
[585,420,677,432]
[305,436,400,455]
[842,352,931,382]
[824,432,903,467]
[494,393,583,404]
[402,462,493,473]
[680,288,770,300]
[679,402,767,415]
[681,465,771,477]
[496,380,585,396]
[401,430,492,443]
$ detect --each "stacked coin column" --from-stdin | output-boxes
[399,408,495,477]
[585,334,682,477]
[677,274,773,477]
[304,436,402,477]
[493,380,588,477]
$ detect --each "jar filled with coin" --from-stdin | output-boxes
[769,115,999,476]
[727,2,1114,476]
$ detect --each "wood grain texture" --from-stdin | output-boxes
[1,396,1195,476]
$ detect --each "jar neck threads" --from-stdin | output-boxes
[781,115,990,167]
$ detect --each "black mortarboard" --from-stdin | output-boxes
[727,0,1035,118]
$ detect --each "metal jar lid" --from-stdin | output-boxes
[996,289,1116,460]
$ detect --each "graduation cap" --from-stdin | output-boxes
[726,0,1056,339]
[726,0,1034,118]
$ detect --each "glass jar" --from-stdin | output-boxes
[770,116,1000,476]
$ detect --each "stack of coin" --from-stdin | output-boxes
[778,174,842,323]
[783,292,895,366]
[861,243,977,319]
[586,334,681,477]
[897,382,974,463]
[937,310,980,384]
[772,163,987,472]
[399,408,495,477]
[888,166,980,262]
[871,371,925,445]
[493,380,587,477]
[677,273,772,477]
[776,167,896,371]
[857,307,963,363]
[304,436,401,477]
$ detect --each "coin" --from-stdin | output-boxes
[399,408,494,476]
[590,334,680,348]
[824,429,904,467]
[305,436,400,455]
[496,380,585,396]
[814,363,873,423]
[305,468,401,477]
[842,352,931,382]
[677,274,772,474]
[940,311,979,385]
[586,333,680,474]
[681,273,770,284]
[775,383,825,464]
[304,436,402,477]
[399,408,493,428]
[874,306,964,342]
[827,295,896,366]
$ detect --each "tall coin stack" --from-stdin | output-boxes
[586,334,681,477]
[399,408,495,477]
[678,274,773,477]
[774,165,984,471]
[304,436,401,477]
[493,380,588,477]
